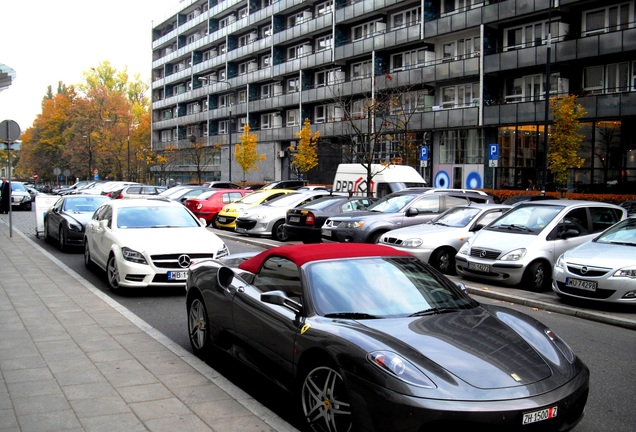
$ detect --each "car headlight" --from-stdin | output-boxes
[216,243,229,258]
[614,267,636,278]
[368,351,436,388]
[500,248,526,261]
[121,247,147,264]
[67,222,83,232]
[343,220,365,229]
[401,238,423,248]
[554,254,565,270]
[458,241,470,255]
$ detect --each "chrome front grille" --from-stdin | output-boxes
[150,253,216,269]
[469,248,500,260]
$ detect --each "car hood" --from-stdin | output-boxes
[351,308,552,389]
[63,212,94,227]
[385,223,464,239]
[565,241,635,266]
[115,228,224,254]
[469,228,538,252]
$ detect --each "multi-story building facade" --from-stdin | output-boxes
[151,0,636,193]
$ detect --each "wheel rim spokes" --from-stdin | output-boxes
[303,367,352,432]
[188,300,207,349]
[108,260,119,288]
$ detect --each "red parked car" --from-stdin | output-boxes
[184,189,248,226]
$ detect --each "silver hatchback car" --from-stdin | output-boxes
[455,200,627,291]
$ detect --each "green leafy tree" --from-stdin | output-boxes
[234,125,266,185]
[547,95,586,187]
[291,118,320,179]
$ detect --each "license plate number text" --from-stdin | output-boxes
[468,261,490,272]
[566,277,597,291]
[168,271,187,281]
[522,406,557,425]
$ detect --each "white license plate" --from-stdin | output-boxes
[289,216,300,223]
[566,277,597,291]
[168,271,188,281]
[322,229,332,237]
[522,406,557,425]
[468,261,490,272]
[217,216,227,223]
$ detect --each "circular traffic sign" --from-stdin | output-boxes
[0,120,21,142]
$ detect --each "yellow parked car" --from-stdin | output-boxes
[214,189,295,230]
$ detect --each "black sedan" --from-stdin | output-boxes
[186,243,589,432]
[43,195,111,251]
[283,195,377,243]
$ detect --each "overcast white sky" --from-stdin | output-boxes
[0,0,182,131]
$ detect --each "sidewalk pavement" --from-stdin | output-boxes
[0,206,634,432]
[0,211,298,432]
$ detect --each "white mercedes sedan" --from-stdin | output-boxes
[84,197,228,290]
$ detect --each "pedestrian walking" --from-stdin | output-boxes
[0,177,10,213]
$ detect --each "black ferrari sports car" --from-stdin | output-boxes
[186,243,589,432]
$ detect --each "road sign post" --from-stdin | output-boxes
[0,119,21,238]
[489,144,499,188]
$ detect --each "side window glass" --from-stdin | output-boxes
[253,257,302,299]
[590,207,621,233]
[412,196,439,212]
[101,207,113,228]
[445,196,468,209]
[376,183,391,198]
[560,208,589,236]
[475,209,506,229]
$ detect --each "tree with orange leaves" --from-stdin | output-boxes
[234,125,266,185]
[291,118,320,179]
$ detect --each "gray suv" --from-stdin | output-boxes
[321,189,495,244]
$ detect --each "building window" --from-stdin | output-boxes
[187,102,201,114]
[352,21,386,41]
[261,113,272,129]
[441,83,479,108]
[582,3,632,36]
[314,104,342,123]
[261,54,271,68]
[391,49,432,71]
[583,63,631,94]
[288,43,312,60]
[316,0,333,16]
[161,130,172,142]
[238,89,247,104]
[287,77,299,93]
[238,7,248,19]
[439,129,484,164]
[238,34,250,47]
[351,99,368,118]
[441,0,484,16]
[219,14,235,28]
[219,43,226,54]
[315,68,344,87]
[219,120,228,134]
[238,60,257,75]
[219,93,234,107]
[351,60,372,80]
[287,109,300,126]
[261,83,273,98]
[288,10,312,27]
[261,24,272,38]
[505,73,567,102]
[391,6,421,29]
[315,34,332,52]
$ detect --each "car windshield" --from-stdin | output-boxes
[367,193,418,213]
[116,206,199,229]
[595,218,636,246]
[11,183,27,192]
[431,207,481,227]
[306,257,475,318]
[486,204,563,234]
[238,191,274,204]
[63,197,109,212]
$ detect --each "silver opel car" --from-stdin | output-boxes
[553,217,636,304]
[455,200,626,291]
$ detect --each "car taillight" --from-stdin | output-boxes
[115,193,123,199]
[305,212,315,225]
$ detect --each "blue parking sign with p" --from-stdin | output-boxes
[420,146,429,161]
[489,144,498,160]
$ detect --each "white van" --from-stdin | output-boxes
[332,164,427,197]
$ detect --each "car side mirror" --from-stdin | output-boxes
[198,217,207,227]
[406,208,419,217]
[261,290,302,314]
[455,282,467,292]
[99,219,109,229]
[560,229,579,239]
[473,223,485,231]
[217,266,234,290]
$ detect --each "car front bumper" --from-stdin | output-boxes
[552,266,636,304]
[455,254,525,286]
[344,367,589,432]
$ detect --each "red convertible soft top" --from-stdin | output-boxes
[238,243,412,274]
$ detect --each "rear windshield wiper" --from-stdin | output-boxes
[409,307,458,317]
[324,312,379,319]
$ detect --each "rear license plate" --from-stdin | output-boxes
[217,216,227,223]
[289,216,300,223]
[522,406,557,425]
[566,277,597,291]
[168,271,188,281]
[322,229,331,237]
[468,261,490,272]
